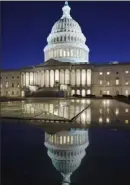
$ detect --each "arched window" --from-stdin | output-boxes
[82,89,86,97]
[71,89,75,96]
[87,89,91,95]
[77,89,80,95]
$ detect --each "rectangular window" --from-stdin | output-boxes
[12,76,14,78]
[12,83,14,87]
[5,81,8,88]
[99,72,103,75]
[107,72,110,75]
[107,81,110,85]
[12,91,14,95]
[116,79,119,85]
[125,90,128,96]
[100,80,103,85]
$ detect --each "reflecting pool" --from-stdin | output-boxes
[1,98,130,185]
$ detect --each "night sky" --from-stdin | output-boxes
[2,1,130,70]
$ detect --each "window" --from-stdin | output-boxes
[12,83,14,87]
[100,90,102,95]
[125,90,128,96]
[12,91,14,95]
[0,77,2,79]
[17,83,19,87]
[107,72,110,75]
[125,71,129,74]
[107,81,110,85]
[116,72,119,74]
[12,76,14,78]
[125,81,128,85]
[116,78,119,85]
[6,77,8,79]
[99,72,103,75]
[5,81,8,88]
[125,120,129,124]
[17,76,19,78]
[100,80,103,85]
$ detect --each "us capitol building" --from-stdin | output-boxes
[1,2,130,97]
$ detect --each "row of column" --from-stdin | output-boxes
[48,133,88,145]
[45,48,87,61]
[21,69,92,88]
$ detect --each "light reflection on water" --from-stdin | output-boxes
[1,99,130,125]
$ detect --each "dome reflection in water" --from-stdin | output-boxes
[44,129,89,185]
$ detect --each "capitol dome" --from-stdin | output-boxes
[44,1,90,63]
[44,130,89,184]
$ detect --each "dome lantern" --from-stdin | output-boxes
[61,1,72,19]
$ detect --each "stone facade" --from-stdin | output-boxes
[1,2,130,97]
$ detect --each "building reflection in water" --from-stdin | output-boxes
[44,129,89,185]
[22,99,130,125]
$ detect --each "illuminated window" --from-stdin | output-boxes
[107,72,110,75]
[115,108,119,115]
[125,120,129,124]
[99,72,103,75]
[106,118,110,123]
[100,80,103,85]
[107,81,110,85]
[125,81,128,85]
[125,90,128,96]
[5,81,8,88]
[125,108,129,113]
[125,71,129,74]
[99,117,103,123]
[116,78,119,85]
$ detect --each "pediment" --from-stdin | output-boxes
[43,59,64,66]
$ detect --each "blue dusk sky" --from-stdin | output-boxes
[1,1,130,69]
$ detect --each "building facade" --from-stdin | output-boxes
[1,2,130,97]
